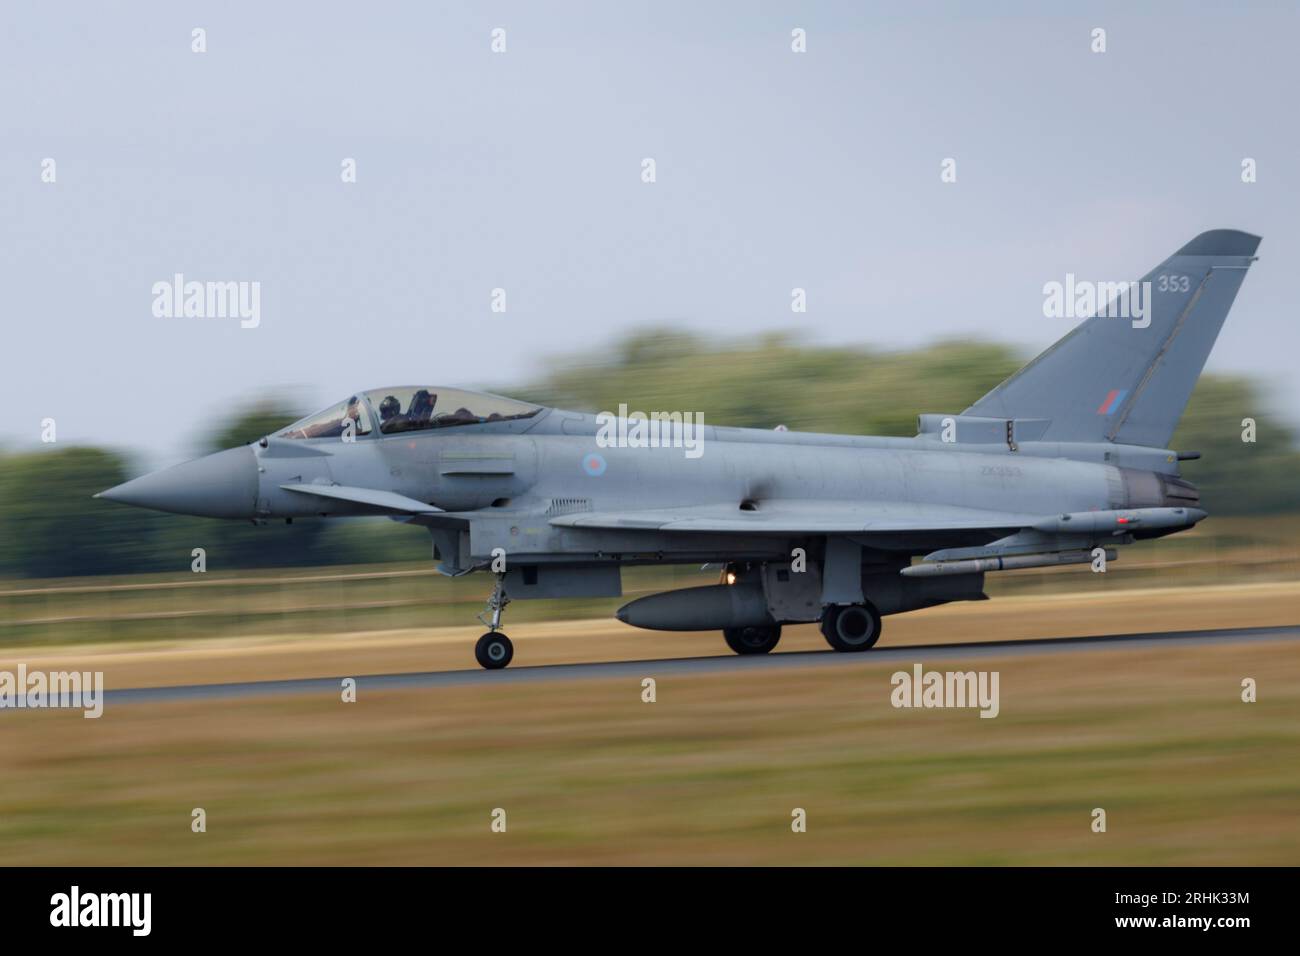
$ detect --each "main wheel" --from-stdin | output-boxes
[475,631,514,669]
[723,624,782,655]
[819,602,882,652]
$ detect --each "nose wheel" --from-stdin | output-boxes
[474,574,514,669]
[475,631,514,669]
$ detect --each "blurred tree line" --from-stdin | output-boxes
[1,330,1296,578]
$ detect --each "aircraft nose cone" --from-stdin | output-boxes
[96,446,257,518]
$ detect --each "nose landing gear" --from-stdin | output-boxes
[475,632,513,669]
[474,575,514,669]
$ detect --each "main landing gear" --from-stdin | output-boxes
[723,624,782,655]
[820,601,882,652]
[475,574,514,669]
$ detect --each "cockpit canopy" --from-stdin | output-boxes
[275,387,542,440]
[364,386,541,434]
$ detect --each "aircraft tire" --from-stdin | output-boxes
[475,631,514,669]
[723,624,782,655]
[820,602,882,652]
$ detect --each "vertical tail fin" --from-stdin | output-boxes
[965,229,1261,447]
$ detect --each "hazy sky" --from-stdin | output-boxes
[4,1,1296,467]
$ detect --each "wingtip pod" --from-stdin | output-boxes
[1175,229,1261,258]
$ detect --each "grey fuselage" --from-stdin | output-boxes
[252,406,1194,571]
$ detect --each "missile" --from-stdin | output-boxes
[616,584,775,631]
[901,548,1117,578]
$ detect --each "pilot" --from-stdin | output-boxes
[408,390,436,423]
[378,395,401,426]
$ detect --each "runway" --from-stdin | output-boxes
[99,624,1300,705]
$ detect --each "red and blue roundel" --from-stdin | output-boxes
[582,452,607,476]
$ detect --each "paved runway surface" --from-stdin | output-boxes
[97,624,1300,705]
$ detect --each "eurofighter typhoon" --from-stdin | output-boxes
[98,230,1260,668]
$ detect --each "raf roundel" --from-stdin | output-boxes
[582,452,607,477]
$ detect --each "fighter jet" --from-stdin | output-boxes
[98,230,1260,668]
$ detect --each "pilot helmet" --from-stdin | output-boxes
[379,395,400,418]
